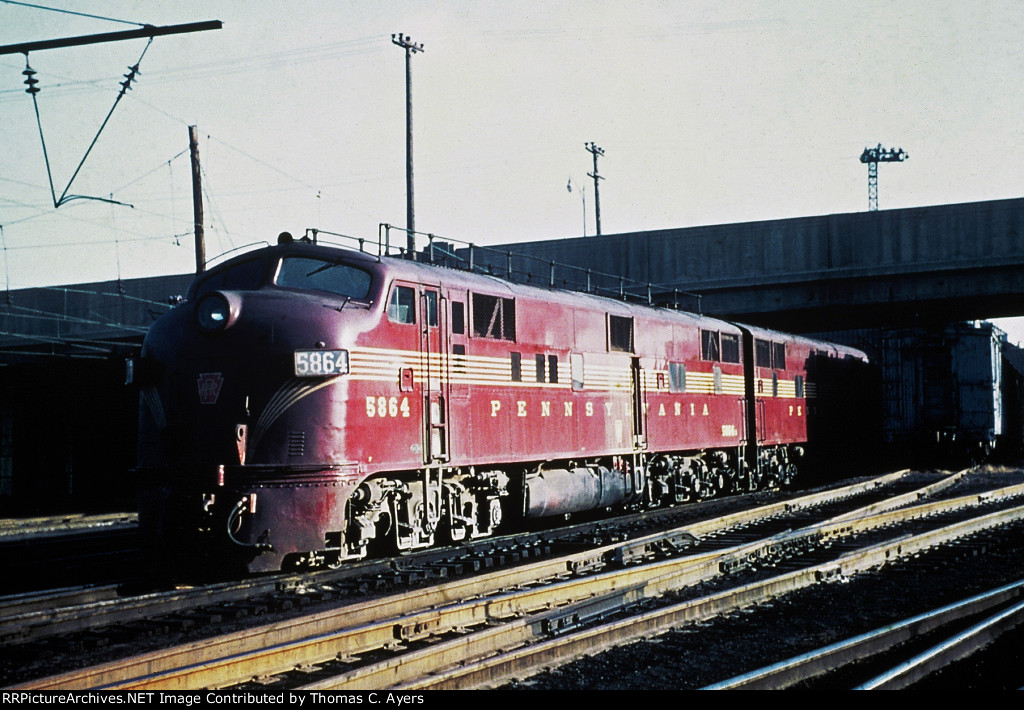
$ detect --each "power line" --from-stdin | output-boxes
[0,233,191,251]
[0,1,144,27]
[205,134,321,193]
[110,148,188,194]
[0,34,383,101]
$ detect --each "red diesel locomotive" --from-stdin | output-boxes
[136,235,868,573]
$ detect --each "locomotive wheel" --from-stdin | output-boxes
[488,498,503,530]
[783,463,798,487]
[714,471,726,495]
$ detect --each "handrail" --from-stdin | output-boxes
[309,223,706,313]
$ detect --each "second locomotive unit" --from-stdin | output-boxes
[136,234,868,573]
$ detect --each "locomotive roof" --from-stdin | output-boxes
[198,240,867,360]
[377,251,738,330]
[201,240,742,333]
[742,322,868,359]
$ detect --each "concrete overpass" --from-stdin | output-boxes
[474,197,1024,333]
[1,197,1022,357]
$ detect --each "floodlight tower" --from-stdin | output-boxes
[860,143,908,211]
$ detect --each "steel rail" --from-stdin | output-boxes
[0,513,136,539]
[0,584,123,621]
[1,470,914,647]
[386,503,1024,690]
[15,469,993,690]
[15,548,720,690]
[857,595,1024,689]
[824,469,967,524]
[701,478,1024,584]
[294,479,1024,690]
[0,573,318,645]
[704,578,1024,689]
[137,478,1024,690]
[0,532,538,644]
[609,469,911,565]
[11,471,919,690]
[812,478,1024,545]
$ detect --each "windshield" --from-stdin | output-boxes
[276,257,373,299]
[192,258,267,299]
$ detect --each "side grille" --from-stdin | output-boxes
[287,431,306,457]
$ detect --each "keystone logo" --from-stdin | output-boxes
[197,372,224,405]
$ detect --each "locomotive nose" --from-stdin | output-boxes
[195,291,243,334]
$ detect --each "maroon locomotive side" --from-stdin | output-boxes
[135,237,868,574]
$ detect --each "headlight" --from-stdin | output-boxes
[197,293,232,333]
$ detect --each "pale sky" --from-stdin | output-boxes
[2,1,1024,340]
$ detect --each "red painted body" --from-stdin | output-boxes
[136,240,868,574]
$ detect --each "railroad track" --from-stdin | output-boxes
[0,468,923,650]
[0,515,140,595]
[10,467,1023,690]
[707,578,1024,689]
[304,478,1024,691]
[0,513,137,539]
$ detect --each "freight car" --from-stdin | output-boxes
[134,234,868,574]
[879,321,1006,464]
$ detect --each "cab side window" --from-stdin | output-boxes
[720,333,740,363]
[472,293,515,340]
[451,302,466,335]
[701,330,721,361]
[755,339,772,368]
[388,286,416,324]
[424,290,438,327]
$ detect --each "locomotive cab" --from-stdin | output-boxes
[138,241,511,573]
[138,242,393,572]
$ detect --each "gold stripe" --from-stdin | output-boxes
[348,346,814,397]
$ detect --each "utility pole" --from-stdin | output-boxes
[392,33,424,258]
[585,142,605,236]
[860,144,908,211]
[189,126,205,273]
